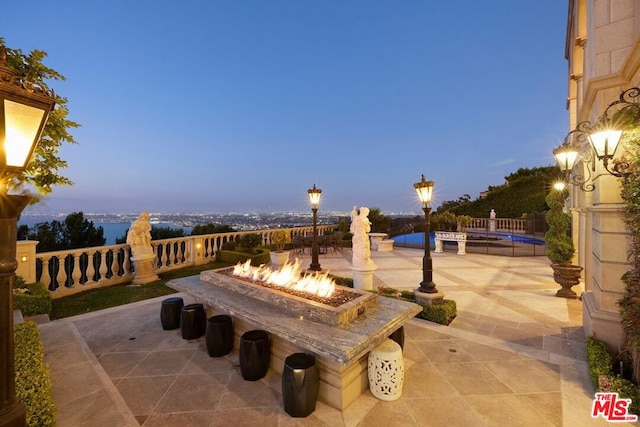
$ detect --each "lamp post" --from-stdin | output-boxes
[308,184,322,271]
[414,175,438,294]
[0,47,55,427]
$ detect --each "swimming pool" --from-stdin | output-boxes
[391,232,545,246]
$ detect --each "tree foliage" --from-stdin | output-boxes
[544,189,574,265]
[115,225,187,244]
[1,38,79,197]
[366,208,389,233]
[190,223,236,235]
[18,212,105,252]
[436,166,560,218]
[618,119,640,384]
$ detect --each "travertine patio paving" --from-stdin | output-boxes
[37,248,627,426]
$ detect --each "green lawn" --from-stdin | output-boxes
[50,261,232,320]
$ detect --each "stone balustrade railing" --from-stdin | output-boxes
[14,218,529,297]
[466,218,527,233]
[17,225,336,298]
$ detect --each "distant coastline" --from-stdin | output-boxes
[17,218,190,245]
[17,211,344,246]
[18,210,418,245]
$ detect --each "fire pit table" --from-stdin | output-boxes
[167,267,421,410]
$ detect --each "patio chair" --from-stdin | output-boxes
[333,232,344,254]
[323,234,336,255]
[292,235,305,255]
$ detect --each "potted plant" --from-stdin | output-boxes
[269,229,291,267]
[545,189,583,298]
[456,215,472,232]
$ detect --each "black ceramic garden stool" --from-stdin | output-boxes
[160,297,183,330]
[239,329,271,381]
[180,303,206,340]
[282,353,319,418]
[388,326,405,350]
[206,314,234,357]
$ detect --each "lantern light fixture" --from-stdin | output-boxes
[307,184,322,271]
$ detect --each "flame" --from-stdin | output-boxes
[232,258,335,298]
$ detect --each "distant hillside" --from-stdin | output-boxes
[436,166,560,218]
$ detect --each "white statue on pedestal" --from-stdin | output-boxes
[489,209,496,232]
[127,211,158,285]
[127,211,153,257]
[350,206,375,269]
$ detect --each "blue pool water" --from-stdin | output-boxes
[391,232,435,246]
[391,232,545,246]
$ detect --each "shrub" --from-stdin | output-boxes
[330,275,353,288]
[14,321,56,426]
[372,286,457,325]
[239,233,263,253]
[418,299,457,325]
[13,282,52,316]
[399,290,415,300]
[376,286,399,297]
[216,248,269,266]
[431,211,457,232]
[587,335,640,415]
[270,230,291,252]
[221,240,237,251]
[545,189,575,265]
[457,215,473,231]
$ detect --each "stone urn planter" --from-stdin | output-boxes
[270,250,291,267]
[269,229,291,268]
[550,264,583,299]
[545,189,582,299]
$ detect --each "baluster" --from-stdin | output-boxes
[85,250,96,285]
[161,244,169,268]
[123,248,132,276]
[110,249,119,278]
[56,256,67,289]
[40,256,52,291]
[71,252,82,286]
[99,250,109,281]
[172,241,178,265]
[177,240,185,265]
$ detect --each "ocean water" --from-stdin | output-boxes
[18,219,191,245]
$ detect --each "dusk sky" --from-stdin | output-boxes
[3,1,568,216]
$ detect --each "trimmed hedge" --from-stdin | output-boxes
[418,299,457,325]
[373,286,457,325]
[587,335,640,415]
[14,321,56,426]
[216,248,270,266]
[13,282,52,316]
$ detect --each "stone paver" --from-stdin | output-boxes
[36,248,627,426]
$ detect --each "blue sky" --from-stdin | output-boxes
[3,1,568,215]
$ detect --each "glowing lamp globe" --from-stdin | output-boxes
[413,175,434,206]
[308,184,322,208]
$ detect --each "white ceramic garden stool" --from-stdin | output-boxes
[367,338,404,401]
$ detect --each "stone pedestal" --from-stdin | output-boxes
[368,233,387,251]
[414,290,445,306]
[131,253,159,285]
[351,265,377,291]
